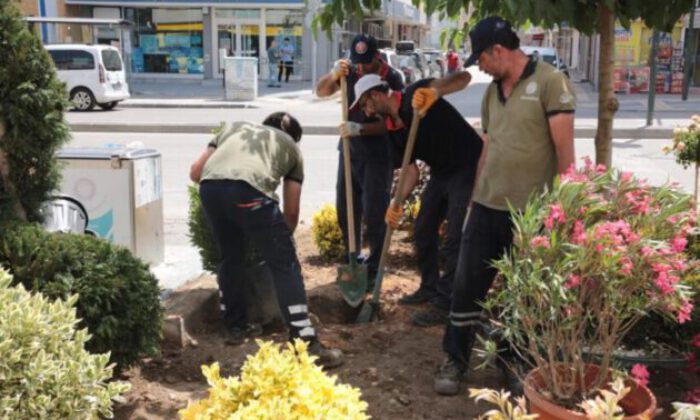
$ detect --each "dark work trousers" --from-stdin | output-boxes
[278,61,293,82]
[335,149,393,282]
[442,202,514,373]
[414,168,473,311]
[199,179,316,341]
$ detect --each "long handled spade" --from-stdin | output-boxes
[356,108,421,323]
[336,76,368,307]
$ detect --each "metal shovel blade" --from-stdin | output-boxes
[336,260,367,308]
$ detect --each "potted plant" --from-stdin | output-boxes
[664,115,700,202]
[481,159,697,418]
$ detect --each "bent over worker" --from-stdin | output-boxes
[189,112,344,368]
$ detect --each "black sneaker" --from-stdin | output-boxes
[398,288,436,305]
[307,340,344,369]
[411,307,448,327]
[225,323,263,346]
[433,358,463,395]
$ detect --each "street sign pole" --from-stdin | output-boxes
[646,29,660,126]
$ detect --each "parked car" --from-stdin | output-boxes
[379,49,406,85]
[395,40,431,80]
[422,49,446,77]
[520,46,570,77]
[46,44,130,111]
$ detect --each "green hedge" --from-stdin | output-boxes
[0,224,164,370]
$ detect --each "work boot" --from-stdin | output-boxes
[399,288,435,305]
[225,323,263,346]
[307,340,345,369]
[411,306,449,327]
[433,357,463,396]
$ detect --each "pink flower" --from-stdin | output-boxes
[619,257,633,275]
[678,301,693,324]
[544,204,566,230]
[631,363,650,387]
[530,236,551,249]
[564,274,581,289]
[621,171,633,182]
[571,220,586,245]
[583,156,593,169]
[641,246,654,257]
[692,333,700,349]
[595,163,607,173]
[655,272,675,295]
[671,236,688,253]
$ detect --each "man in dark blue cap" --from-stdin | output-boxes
[433,16,576,396]
[316,35,404,287]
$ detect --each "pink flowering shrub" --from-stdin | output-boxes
[485,160,696,407]
[664,115,700,169]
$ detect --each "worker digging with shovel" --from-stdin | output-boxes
[342,70,482,323]
[316,34,404,305]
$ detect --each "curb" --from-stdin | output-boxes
[69,123,676,139]
[120,102,256,109]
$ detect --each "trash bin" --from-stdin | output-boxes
[224,56,258,101]
[56,147,164,265]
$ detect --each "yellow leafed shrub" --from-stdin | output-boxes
[311,204,345,262]
[180,340,369,419]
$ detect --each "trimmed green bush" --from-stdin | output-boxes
[0,0,70,227]
[0,267,129,418]
[188,184,221,272]
[0,224,164,370]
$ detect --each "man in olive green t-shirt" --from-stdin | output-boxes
[189,112,343,369]
[434,17,575,396]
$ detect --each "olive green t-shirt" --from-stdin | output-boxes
[200,121,304,202]
[473,59,576,211]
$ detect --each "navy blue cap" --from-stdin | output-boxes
[350,34,378,64]
[464,16,519,67]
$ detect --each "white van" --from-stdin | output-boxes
[46,44,130,111]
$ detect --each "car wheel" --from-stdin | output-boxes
[71,88,95,111]
[98,101,118,110]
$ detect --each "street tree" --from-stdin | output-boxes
[0,0,70,227]
[313,0,694,166]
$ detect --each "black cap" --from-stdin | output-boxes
[464,16,519,67]
[350,34,378,64]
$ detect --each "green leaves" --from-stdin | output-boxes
[0,0,70,228]
[0,268,129,419]
[0,224,164,371]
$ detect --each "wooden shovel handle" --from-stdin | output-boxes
[340,77,357,254]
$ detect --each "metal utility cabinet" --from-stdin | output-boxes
[56,147,164,265]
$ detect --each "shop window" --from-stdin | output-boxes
[265,10,303,63]
[125,8,204,74]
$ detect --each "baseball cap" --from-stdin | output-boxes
[464,16,519,67]
[350,34,378,64]
[349,74,387,110]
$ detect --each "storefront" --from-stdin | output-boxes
[64,0,315,80]
[612,20,685,94]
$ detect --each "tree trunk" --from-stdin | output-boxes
[594,3,619,167]
[0,119,28,222]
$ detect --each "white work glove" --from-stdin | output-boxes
[339,121,362,138]
[331,59,351,81]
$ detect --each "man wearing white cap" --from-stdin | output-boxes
[348,71,482,330]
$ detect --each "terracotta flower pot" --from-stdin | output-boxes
[523,364,657,420]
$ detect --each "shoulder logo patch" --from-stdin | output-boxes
[526,81,538,95]
[559,92,573,104]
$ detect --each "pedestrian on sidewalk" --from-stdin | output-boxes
[447,49,459,75]
[267,40,281,87]
[278,38,295,83]
[315,34,404,290]
[346,70,482,328]
[189,112,344,369]
[433,16,576,396]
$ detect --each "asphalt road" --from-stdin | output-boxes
[66,131,693,290]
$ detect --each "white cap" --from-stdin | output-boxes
[349,74,388,110]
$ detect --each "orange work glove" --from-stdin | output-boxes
[331,59,351,81]
[411,87,440,116]
[385,205,403,229]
